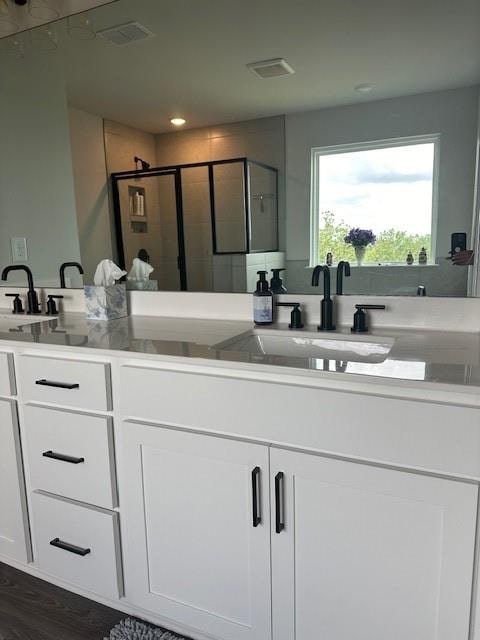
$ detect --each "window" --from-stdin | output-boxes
[310,135,439,266]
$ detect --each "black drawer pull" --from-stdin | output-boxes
[50,538,91,556]
[36,379,79,390]
[42,450,85,465]
[275,471,285,534]
[251,466,261,527]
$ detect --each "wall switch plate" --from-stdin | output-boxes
[11,237,27,262]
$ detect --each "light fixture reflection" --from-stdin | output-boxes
[30,23,58,51]
[28,0,59,21]
[0,18,18,36]
[67,13,95,40]
[5,33,25,58]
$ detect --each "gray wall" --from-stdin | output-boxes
[0,55,81,287]
[69,108,113,284]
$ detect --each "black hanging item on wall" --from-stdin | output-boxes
[134,156,151,171]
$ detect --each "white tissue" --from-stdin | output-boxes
[128,257,154,282]
[93,259,127,287]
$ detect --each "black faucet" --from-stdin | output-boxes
[59,262,84,288]
[311,265,335,331]
[336,260,351,295]
[1,265,41,314]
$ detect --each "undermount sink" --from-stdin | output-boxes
[213,329,395,364]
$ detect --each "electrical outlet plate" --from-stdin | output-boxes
[11,237,27,262]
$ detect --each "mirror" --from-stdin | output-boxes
[0,0,479,296]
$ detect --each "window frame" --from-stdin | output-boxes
[309,134,441,267]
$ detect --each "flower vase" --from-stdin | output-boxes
[354,245,366,266]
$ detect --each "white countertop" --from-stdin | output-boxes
[0,312,478,407]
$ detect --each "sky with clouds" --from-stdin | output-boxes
[318,142,435,235]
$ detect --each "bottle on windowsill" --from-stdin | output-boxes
[419,247,427,265]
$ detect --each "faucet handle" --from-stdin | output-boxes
[46,294,64,316]
[276,302,304,329]
[351,304,386,333]
[5,293,24,314]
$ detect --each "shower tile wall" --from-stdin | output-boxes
[104,120,168,286]
[249,163,278,252]
[182,166,213,291]
[213,162,247,254]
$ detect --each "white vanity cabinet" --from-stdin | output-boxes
[270,447,478,640]
[119,363,480,640]
[120,420,478,640]
[120,421,272,640]
[0,398,30,562]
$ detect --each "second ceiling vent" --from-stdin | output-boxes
[97,21,155,45]
[247,58,295,79]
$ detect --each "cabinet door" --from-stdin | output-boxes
[271,448,477,640]
[121,422,271,640]
[0,400,30,562]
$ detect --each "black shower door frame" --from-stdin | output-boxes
[111,157,279,291]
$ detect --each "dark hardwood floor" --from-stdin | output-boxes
[0,562,125,640]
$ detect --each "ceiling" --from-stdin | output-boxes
[13,0,480,132]
[0,0,117,36]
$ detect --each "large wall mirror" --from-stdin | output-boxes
[0,0,479,297]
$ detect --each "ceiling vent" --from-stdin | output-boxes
[247,58,295,79]
[97,21,154,45]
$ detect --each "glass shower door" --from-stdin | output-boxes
[116,171,184,291]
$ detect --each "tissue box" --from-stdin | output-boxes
[84,284,128,321]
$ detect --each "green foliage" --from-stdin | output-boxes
[318,211,431,264]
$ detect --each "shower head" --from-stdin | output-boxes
[134,156,151,171]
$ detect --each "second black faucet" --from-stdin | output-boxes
[311,265,335,331]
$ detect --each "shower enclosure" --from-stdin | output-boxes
[111,158,279,292]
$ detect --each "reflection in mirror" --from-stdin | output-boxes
[213,161,247,254]
[112,158,279,292]
[0,0,479,297]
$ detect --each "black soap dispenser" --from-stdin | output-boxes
[270,268,287,294]
[253,270,273,325]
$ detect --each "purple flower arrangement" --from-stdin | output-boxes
[344,228,376,247]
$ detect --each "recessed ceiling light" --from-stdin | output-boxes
[354,83,375,94]
[170,118,186,126]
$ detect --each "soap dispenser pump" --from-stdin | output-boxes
[253,270,273,325]
[270,268,287,294]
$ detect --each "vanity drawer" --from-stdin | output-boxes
[31,491,122,599]
[0,352,15,396]
[19,354,111,411]
[24,405,117,509]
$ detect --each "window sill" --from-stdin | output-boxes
[306,263,439,269]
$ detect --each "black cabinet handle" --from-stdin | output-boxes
[251,466,261,527]
[36,379,79,390]
[275,471,285,534]
[49,538,91,556]
[42,450,85,465]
